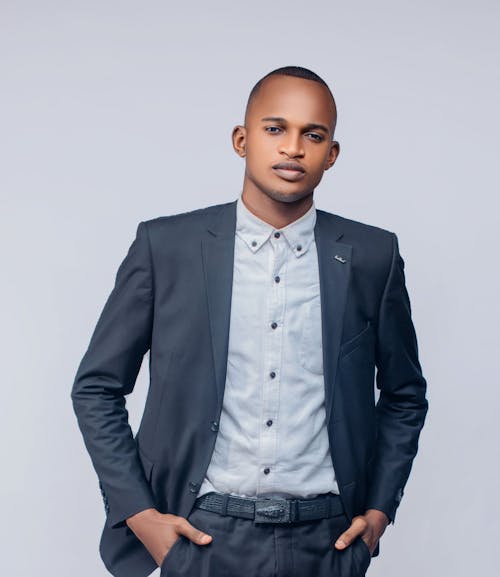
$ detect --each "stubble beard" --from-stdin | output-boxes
[264,188,312,204]
[245,168,315,205]
[256,177,314,205]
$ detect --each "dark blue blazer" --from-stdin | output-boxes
[71,199,428,577]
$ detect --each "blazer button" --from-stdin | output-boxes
[189,481,200,493]
[210,421,219,432]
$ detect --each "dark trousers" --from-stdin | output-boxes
[160,503,372,577]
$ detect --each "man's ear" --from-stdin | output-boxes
[232,125,247,157]
[325,140,340,170]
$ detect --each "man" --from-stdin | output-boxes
[71,66,428,577]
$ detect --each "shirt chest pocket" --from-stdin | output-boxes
[299,299,324,375]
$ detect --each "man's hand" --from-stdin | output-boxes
[126,508,212,567]
[334,509,389,556]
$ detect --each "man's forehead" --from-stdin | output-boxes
[248,76,336,131]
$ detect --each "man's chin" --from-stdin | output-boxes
[263,188,313,204]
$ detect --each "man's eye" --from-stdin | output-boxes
[308,133,323,142]
[265,126,281,133]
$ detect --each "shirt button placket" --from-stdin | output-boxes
[260,231,286,492]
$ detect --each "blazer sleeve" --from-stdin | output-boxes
[365,232,429,525]
[70,220,156,530]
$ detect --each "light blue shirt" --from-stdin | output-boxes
[198,193,339,499]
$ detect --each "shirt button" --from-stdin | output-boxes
[210,421,219,432]
[271,322,277,329]
[269,371,276,379]
[251,240,257,247]
[274,275,280,283]
[274,232,281,238]
[296,244,302,251]
[263,468,270,475]
[266,419,273,427]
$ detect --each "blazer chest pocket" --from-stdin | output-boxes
[339,321,374,360]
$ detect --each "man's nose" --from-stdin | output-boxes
[279,132,304,157]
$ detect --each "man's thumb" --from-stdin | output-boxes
[178,518,212,545]
[334,516,366,549]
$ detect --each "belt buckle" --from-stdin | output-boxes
[254,498,290,524]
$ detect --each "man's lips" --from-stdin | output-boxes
[272,162,306,181]
[272,162,305,173]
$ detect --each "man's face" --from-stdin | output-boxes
[233,75,339,204]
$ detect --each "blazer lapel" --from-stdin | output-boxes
[202,200,352,423]
[202,201,238,408]
[314,211,352,424]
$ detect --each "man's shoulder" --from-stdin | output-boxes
[316,207,396,243]
[144,200,230,227]
[140,200,233,241]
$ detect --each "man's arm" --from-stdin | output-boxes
[364,231,429,525]
[334,232,428,554]
[71,221,156,529]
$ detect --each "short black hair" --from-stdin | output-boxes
[245,66,337,133]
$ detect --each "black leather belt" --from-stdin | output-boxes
[194,491,345,524]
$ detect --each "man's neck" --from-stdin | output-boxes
[240,189,314,229]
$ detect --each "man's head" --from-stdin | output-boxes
[233,66,340,206]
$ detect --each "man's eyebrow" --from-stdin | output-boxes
[260,116,330,134]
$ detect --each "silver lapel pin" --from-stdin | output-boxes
[334,255,347,263]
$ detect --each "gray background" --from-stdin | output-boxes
[1,1,498,575]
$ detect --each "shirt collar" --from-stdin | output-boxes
[235,193,317,257]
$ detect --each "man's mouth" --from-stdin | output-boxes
[272,162,306,181]
[272,162,305,173]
